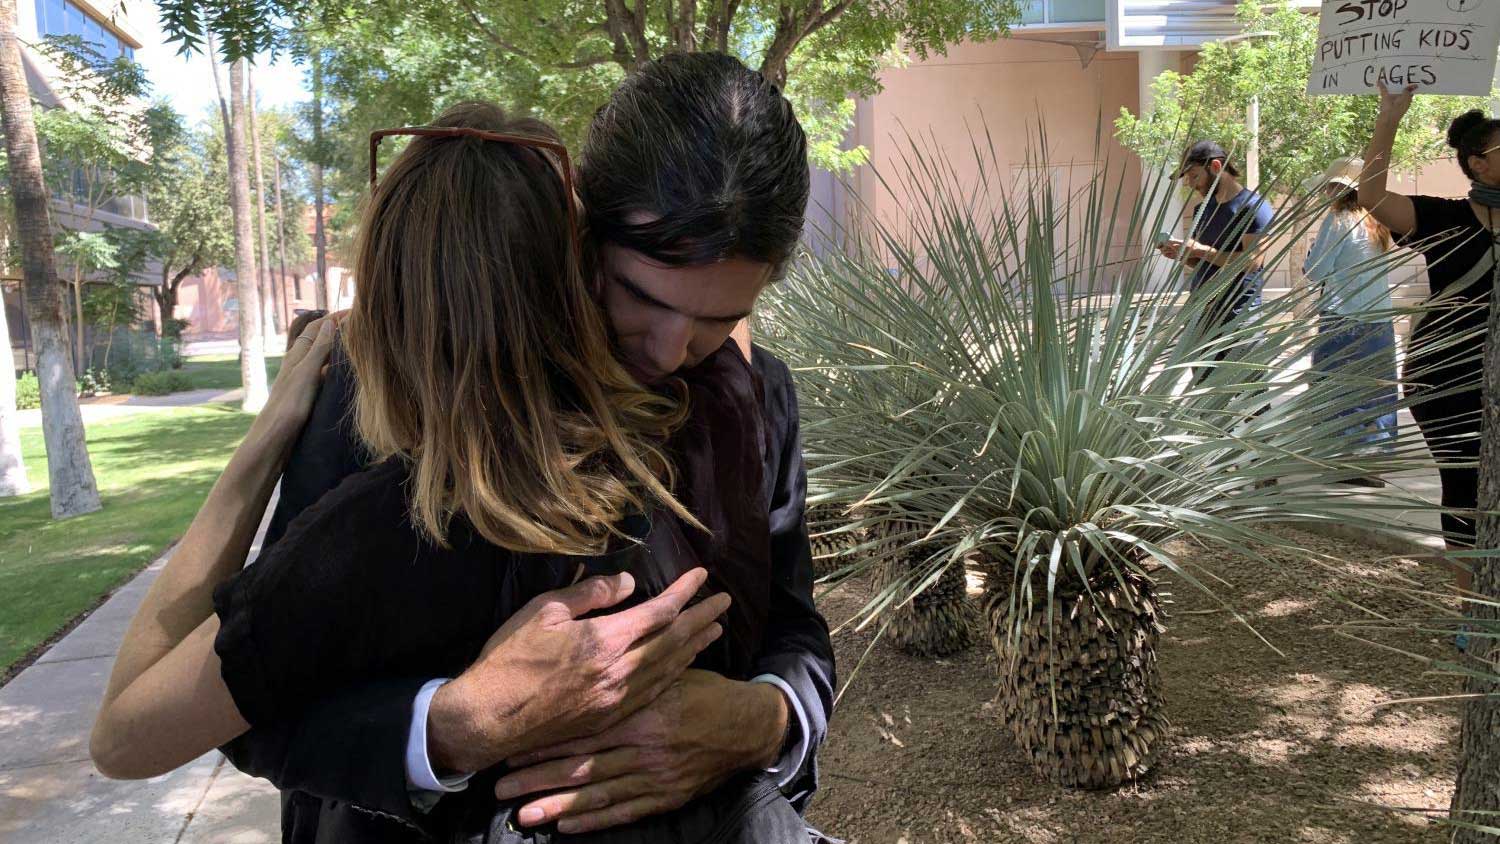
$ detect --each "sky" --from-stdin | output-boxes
[131,3,307,123]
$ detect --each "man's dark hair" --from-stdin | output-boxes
[1178,139,1240,179]
[579,52,809,277]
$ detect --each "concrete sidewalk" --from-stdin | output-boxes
[16,389,246,428]
[0,503,281,842]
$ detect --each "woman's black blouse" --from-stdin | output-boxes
[1397,195,1495,388]
[210,341,811,843]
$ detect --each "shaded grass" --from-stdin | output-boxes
[0,404,253,673]
[176,354,283,392]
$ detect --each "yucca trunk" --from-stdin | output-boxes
[984,568,1168,789]
[874,547,977,657]
[865,515,978,657]
[806,501,856,576]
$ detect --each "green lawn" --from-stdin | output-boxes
[178,353,284,392]
[0,405,253,673]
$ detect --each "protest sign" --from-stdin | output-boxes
[1307,0,1500,96]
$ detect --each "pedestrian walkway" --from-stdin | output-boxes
[16,389,246,428]
[0,499,282,842]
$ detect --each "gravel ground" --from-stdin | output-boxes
[804,527,1462,844]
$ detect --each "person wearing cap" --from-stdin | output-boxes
[1158,140,1276,349]
[1301,156,1397,484]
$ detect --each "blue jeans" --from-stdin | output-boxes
[1311,314,1398,450]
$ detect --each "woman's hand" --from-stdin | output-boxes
[1376,80,1417,123]
[255,314,340,447]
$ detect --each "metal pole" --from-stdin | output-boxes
[1246,93,1260,191]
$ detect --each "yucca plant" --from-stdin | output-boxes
[759,128,1462,789]
[866,510,980,657]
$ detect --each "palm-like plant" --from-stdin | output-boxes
[759,131,1462,788]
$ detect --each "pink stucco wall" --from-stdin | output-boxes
[175,265,355,342]
[848,37,1146,278]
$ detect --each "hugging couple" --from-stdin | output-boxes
[88,52,836,844]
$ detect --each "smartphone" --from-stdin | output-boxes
[1155,232,1175,246]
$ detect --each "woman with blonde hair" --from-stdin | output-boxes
[89,98,819,842]
[1302,155,1398,484]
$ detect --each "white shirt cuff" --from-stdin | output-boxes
[749,673,809,790]
[406,679,474,794]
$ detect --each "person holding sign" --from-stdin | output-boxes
[1357,80,1492,595]
[1158,141,1275,368]
[1302,156,1398,485]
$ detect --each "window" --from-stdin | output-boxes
[34,0,133,61]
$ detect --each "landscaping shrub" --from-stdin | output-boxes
[129,370,194,396]
[15,372,39,410]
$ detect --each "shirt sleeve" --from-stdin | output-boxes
[1249,194,1275,233]
[1395,194,1458,249]
[749,673,810,789]
[213,462,490,730]
[749,349,835,812]
[405,679,473,810]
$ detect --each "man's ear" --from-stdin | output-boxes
[1208,159,1223,177]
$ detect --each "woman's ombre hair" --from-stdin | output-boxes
[345,101,689,553]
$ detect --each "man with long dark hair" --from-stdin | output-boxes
[224,53,832,842]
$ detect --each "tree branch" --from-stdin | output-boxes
[759,0,855,88]
[601,0,639,70]
[672,0,696,52]
[723,0,742,52]
[454,0,612,70]
[455,0,543,65]
[604,0,651,68]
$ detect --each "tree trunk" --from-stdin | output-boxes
[272,154,290,319]
[1453,241,1500,842]
[0,0,98,517]
[246,69,281,338]
[226,59,267,413]
[310,51,328,311]
[0,280,28,497]
[70,265,82,373]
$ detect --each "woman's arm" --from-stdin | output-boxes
[1358,81,1418,237]
[90,317,340,779]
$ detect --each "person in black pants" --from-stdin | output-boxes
[1358,81,1498,596]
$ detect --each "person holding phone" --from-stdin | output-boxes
[1157,141,1276,339]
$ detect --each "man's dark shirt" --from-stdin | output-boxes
[219,341,835,843]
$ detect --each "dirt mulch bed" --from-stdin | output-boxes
[804,527,1462,844]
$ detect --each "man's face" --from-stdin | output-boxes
[597,243,772,384]
[1180,159,1222,196]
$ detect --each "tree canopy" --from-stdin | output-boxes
[164,1,1021,180]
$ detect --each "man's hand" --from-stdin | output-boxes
[491,669,789,834]
[427,570,731,774]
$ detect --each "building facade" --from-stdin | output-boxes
[3,0,151,372]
